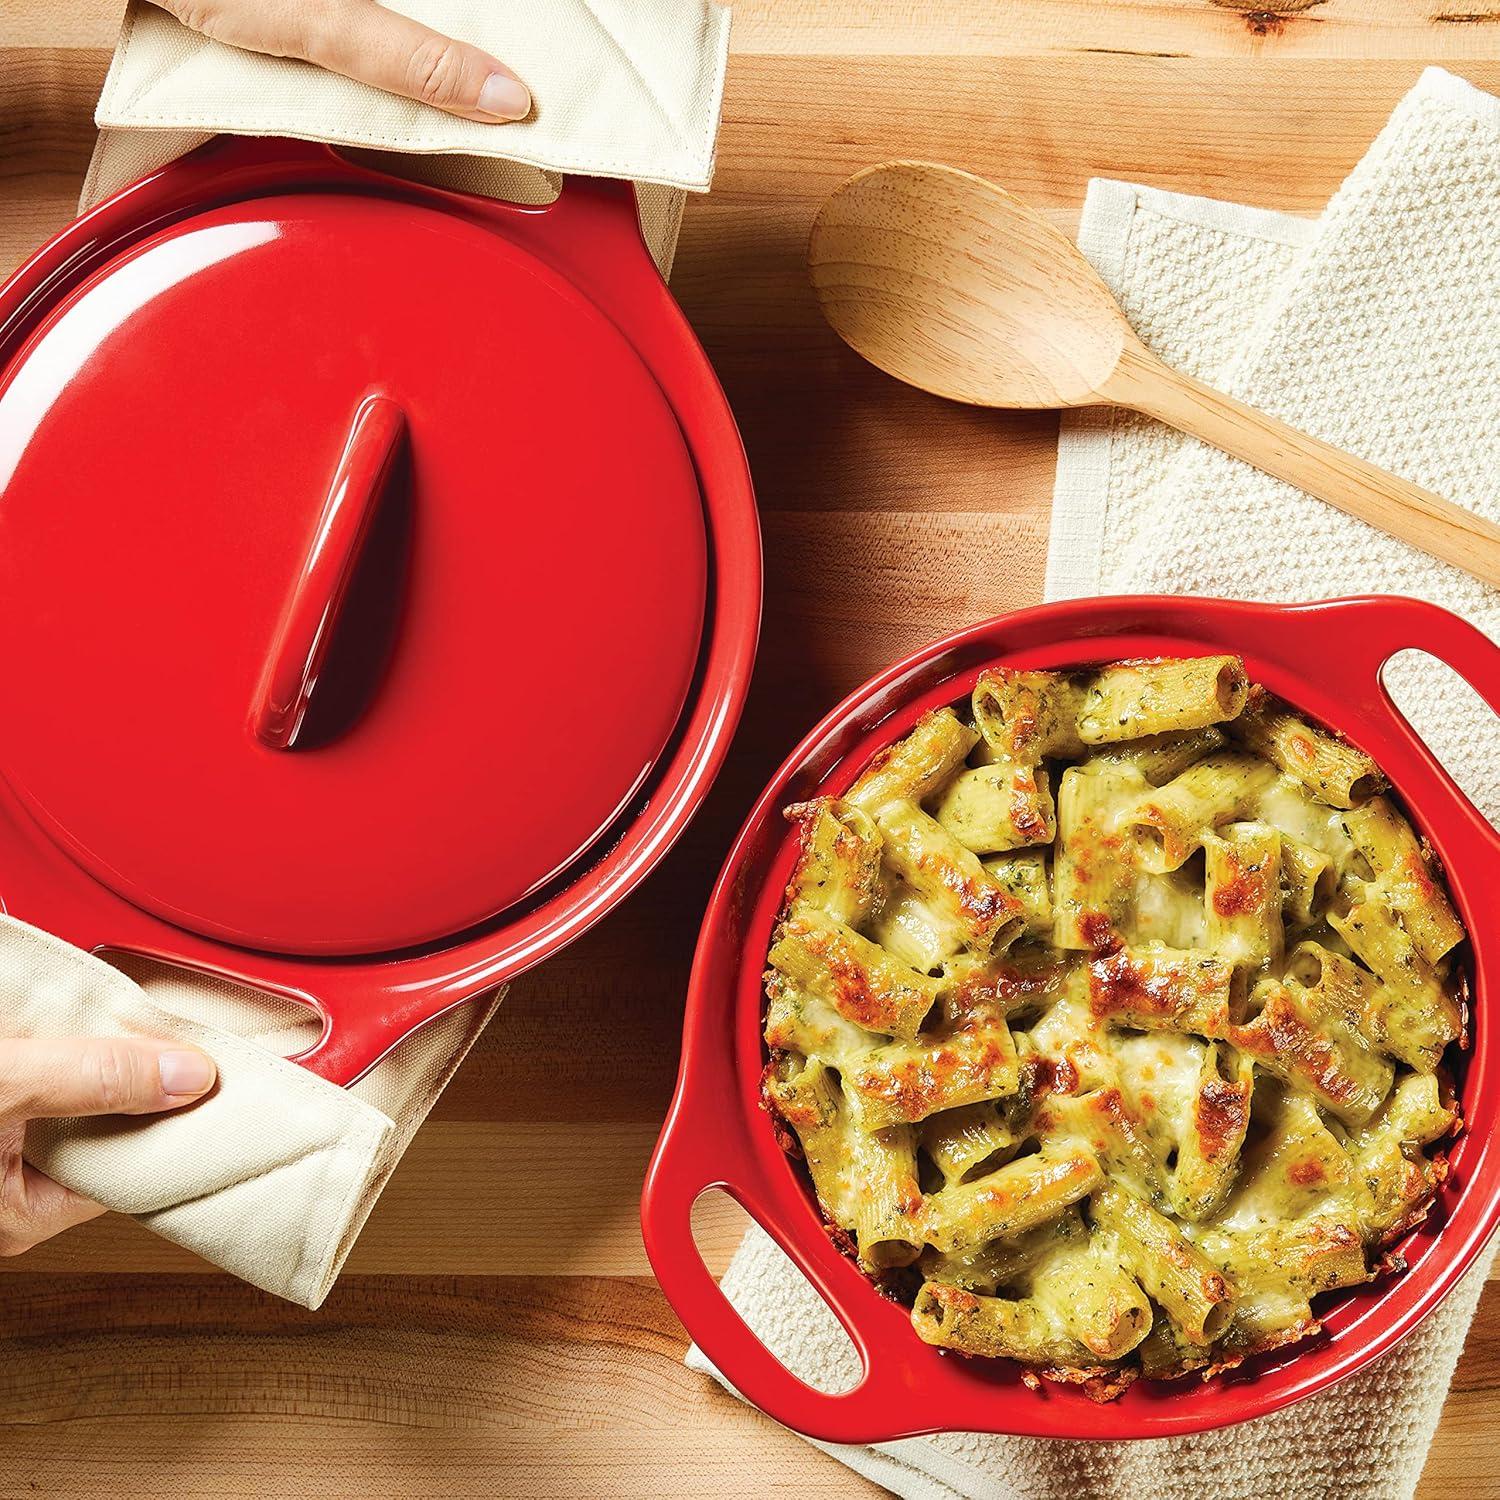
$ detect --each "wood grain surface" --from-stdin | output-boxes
[1,2,1498,1495]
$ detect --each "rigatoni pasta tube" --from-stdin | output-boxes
[982,850,1053,937]
[846,707,977,813]
[1028,1236,1155,1362]
[782,798,881,926]
[932,761,1055,853]
[923,1146,1103,1254]
[1053,762,1147,949]
[920,1101,1019,1186]
[1205,1219,1370,1304]
[1330,895,1462,1071]
[1076,656,1248,745]
[762,1056,923,1271]
[1119,753,1276,873]
[912,1284,1101,1367]
[1342,797,1464,964]
[1348,1074,1456,1239]
[1280,836,1336,926]
[920,1211,1153,1367]
[921,1207,1087,1292]
[875,800,1024,954]
[1229,687,1384,808]
[1229,1090,1353,1217]
[848,1122,926,1270]
[1082,943,1233,1038]
[1202,822,1283,973]
[1088,725,1228,785]
[1169,1043,1254,1223]
[844,1011,1021,1129]
[767,909,937,1039]
[971,669,1086,763]
[1090,1183,1236,1344]
[1284,940,1385,1053]
[1232,980,1393,1127]
[762,978,871,1072]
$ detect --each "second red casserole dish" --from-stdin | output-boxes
[642,593,1500,1443]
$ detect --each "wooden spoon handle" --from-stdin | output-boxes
[1103,344,1500,590]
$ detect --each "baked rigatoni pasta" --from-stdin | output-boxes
[762,654,1464,1400]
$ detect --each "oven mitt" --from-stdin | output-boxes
[6,915,499,1308]
[81,0,732,275]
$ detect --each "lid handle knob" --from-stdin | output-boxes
[250,394,407,750]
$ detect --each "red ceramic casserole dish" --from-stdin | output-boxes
[0,136,760,1085]
[642,594,1500,1442]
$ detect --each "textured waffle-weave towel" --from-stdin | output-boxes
[1048,66,1500,825]
[4,0,728,1308]
[688,66,1498,1497]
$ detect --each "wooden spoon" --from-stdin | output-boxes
[808,160,1500,589]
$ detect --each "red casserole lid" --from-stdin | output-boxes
[0,137,760,1081]
[643,595,1500,1441]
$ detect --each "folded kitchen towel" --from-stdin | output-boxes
[9,917,498,1310]
[82,0,734,273]
[1,0,729,1308]
[688,66,1498,1498]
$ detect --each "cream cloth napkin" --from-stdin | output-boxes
[82,0,733,272]
[4,0,728,1308]
[12,918,498,1309]
[689,66,1498,1497]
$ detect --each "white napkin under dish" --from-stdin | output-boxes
[689,66,1499,1499]
[3,0,729,1308]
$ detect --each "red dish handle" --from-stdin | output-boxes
[180,135,657,289]
[642,1086,917,1445]
[282,971,480,1085]
[81,925,490,1088]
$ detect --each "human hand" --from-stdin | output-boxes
[151,0,533,122]
[0,1037,216,1255]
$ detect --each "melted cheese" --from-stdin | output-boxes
[1127,869,1206,948]
[868,877,962,970]
[765,669,1463,1387]
[1110,1031,1205,1159]
[1021,991,1115,1094]
[1253,776,1356,871]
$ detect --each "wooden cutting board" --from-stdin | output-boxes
[1,2,1496,1494]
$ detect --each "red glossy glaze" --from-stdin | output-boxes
[252,394,407,751]
[642,596,1500,1442]
[0,175,706,954]
[0,136,761,1082]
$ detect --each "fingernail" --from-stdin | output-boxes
[477,72,531,121]
[159,1050,215,1098]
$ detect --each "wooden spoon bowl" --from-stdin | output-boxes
[809,161,1500,589]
